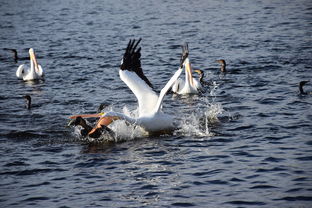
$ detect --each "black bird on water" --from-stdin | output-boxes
[216,59,226,73]
[3,48,35,63]
[193,69,211,86]
[23,95,41,109]
[299,81,311,95]
[3,48,18,63]
[23,95,31,109]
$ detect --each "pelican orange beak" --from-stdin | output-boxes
[185,58,194,86]
[29,48,39,73]
[67,112,107,127]
[69,112,105,119]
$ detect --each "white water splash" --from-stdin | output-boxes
[209,81,219,98]
[108,106,147,141]
[205,102,224,123]
[72,95,225,142]
[177,112,210,137]
[70,105,146,143]
[176,96,224,137]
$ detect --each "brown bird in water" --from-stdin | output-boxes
[216,59,226,73]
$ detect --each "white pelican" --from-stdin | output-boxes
[171,43,203,94]
[98,38,189,134]
[16,48,44,81]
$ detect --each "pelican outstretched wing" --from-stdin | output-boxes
[154,43,189,113]
[119,39,159,116]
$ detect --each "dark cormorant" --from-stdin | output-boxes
[299,81,311,95]
[216,59,226,73]
[23,95,31,109]
[193,69,211,86]
[3,48,18,63]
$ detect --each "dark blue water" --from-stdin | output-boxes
[1,0,312,207]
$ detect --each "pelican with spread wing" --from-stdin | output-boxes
[100,38,188,133]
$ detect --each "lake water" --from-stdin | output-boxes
[1,0,312,207]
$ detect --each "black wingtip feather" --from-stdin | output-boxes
[120,38,153,88]
[132,38,141,53]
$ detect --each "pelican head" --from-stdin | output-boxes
[29,48,39,71]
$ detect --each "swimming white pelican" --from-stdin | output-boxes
[16,48,44,81]
[171,43,203,94]
[100,38,188,134]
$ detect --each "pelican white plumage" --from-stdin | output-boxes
[102,38,188,134]
[171,43,202,94]
[16,48,44,81]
